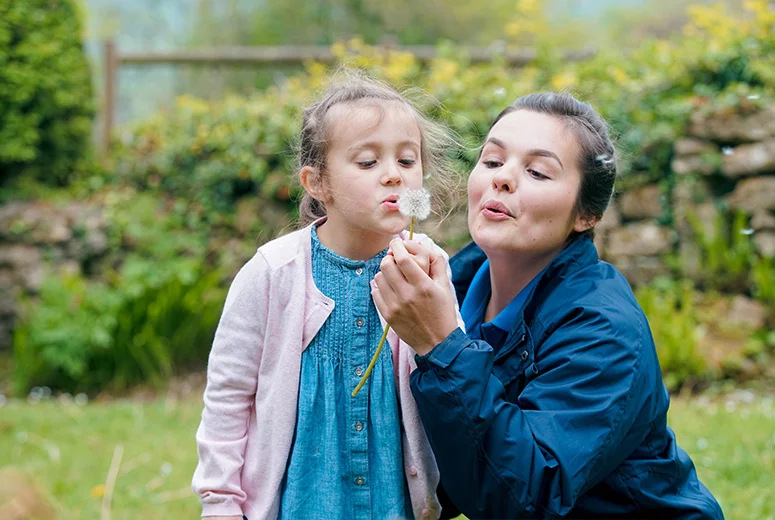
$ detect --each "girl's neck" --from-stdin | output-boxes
[484,248,560,322]
[315,220,392,261]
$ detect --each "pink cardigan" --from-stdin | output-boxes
[193,222,460,519]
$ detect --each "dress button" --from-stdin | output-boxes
[355,421,363,432]
[421,507,430,517]
[355,267,363,276]
[408,465,418,476]
[355,476,365,486]
[356,317,365,327]
[355,366,363,377]
[521,350,529,360]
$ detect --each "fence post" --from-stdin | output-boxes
[102,40,118,160]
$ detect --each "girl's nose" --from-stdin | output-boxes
[382,163,403,186]
[491,166,516,193]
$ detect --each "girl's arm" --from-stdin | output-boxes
[192,253,270,518]
[409,308,653,519]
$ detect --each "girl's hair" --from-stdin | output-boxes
[296,70,455,225]
[488,92,617,239]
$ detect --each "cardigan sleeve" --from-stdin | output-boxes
[192,252,271,517]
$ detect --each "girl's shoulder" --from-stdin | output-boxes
[255,225,312,269]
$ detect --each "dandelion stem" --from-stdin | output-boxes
[352,217,416,397]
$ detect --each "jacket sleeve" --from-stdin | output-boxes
[192,252,270,517]
[410,305,651,519]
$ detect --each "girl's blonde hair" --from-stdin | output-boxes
[296,69,456,225]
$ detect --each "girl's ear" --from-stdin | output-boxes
[300,166,326,201]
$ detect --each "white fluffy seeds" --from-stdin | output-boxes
[399,189,431,221]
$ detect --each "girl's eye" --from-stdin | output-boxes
[483,160,502,169]
[398,158,416,167]
[357,160,376,168]
[529,169,548,180]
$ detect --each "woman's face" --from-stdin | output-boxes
[467,109,593,261]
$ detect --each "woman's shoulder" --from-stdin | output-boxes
[536,259,649,342]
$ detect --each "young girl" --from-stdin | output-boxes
[192,74,460,520]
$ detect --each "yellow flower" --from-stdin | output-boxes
[550,71,578,90]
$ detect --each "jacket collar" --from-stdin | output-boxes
[450,234,599,315]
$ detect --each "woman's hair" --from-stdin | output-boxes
[488,92,617,239]
[296,69,455,225]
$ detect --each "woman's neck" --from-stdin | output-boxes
[484,248,560,322]
[315,220,392,261]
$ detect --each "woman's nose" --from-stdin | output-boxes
[491,167,516,193]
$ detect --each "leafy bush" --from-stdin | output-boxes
[0,0,95,186]
[685,208,758,292]
[13,258,226,394]
[636,278,707,390]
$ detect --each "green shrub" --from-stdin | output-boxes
[12,257,226,394]
[751,256,775,307]
[685,208,758,292]
[0,0,95,186]
[636,278,707,390]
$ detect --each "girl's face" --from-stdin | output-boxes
[468,110,593,262]
[312,102,424,247]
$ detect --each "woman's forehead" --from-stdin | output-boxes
[487,110,579,161]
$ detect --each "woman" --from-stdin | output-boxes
[372,93,724,519]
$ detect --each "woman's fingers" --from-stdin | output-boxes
[390,239,432,280]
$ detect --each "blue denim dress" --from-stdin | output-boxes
[278,227,412,520]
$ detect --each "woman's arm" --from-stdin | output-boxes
[192,253,270,518]
[410,308,652,519]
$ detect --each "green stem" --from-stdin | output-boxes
[351,217,415,397]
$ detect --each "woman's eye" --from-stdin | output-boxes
[483,160,502,169]
[357,160,377,168]
[529,168,548,180]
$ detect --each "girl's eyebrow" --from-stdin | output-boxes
[348,140,420,152]
[484,137,564,170]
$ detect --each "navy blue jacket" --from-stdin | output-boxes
[411,236,724,519]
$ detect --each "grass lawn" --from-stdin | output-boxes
[1,390,773,519]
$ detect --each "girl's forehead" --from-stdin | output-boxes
[326,101,421,145]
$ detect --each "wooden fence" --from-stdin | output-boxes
[101,40,595,156]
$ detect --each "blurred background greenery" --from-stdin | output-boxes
[1,0,774,518]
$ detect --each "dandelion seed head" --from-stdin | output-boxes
[399,188,431,221]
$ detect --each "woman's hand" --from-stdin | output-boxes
[373,239,459,356]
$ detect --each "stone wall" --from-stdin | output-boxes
[595,104,775,285]
[0,202,109,350]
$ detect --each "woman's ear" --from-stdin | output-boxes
[300,166,326,201]
[573,213,599,234]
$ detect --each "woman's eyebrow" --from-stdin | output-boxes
[526,148,564,170]
[484,137,507,150]
[484,138,564,170]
